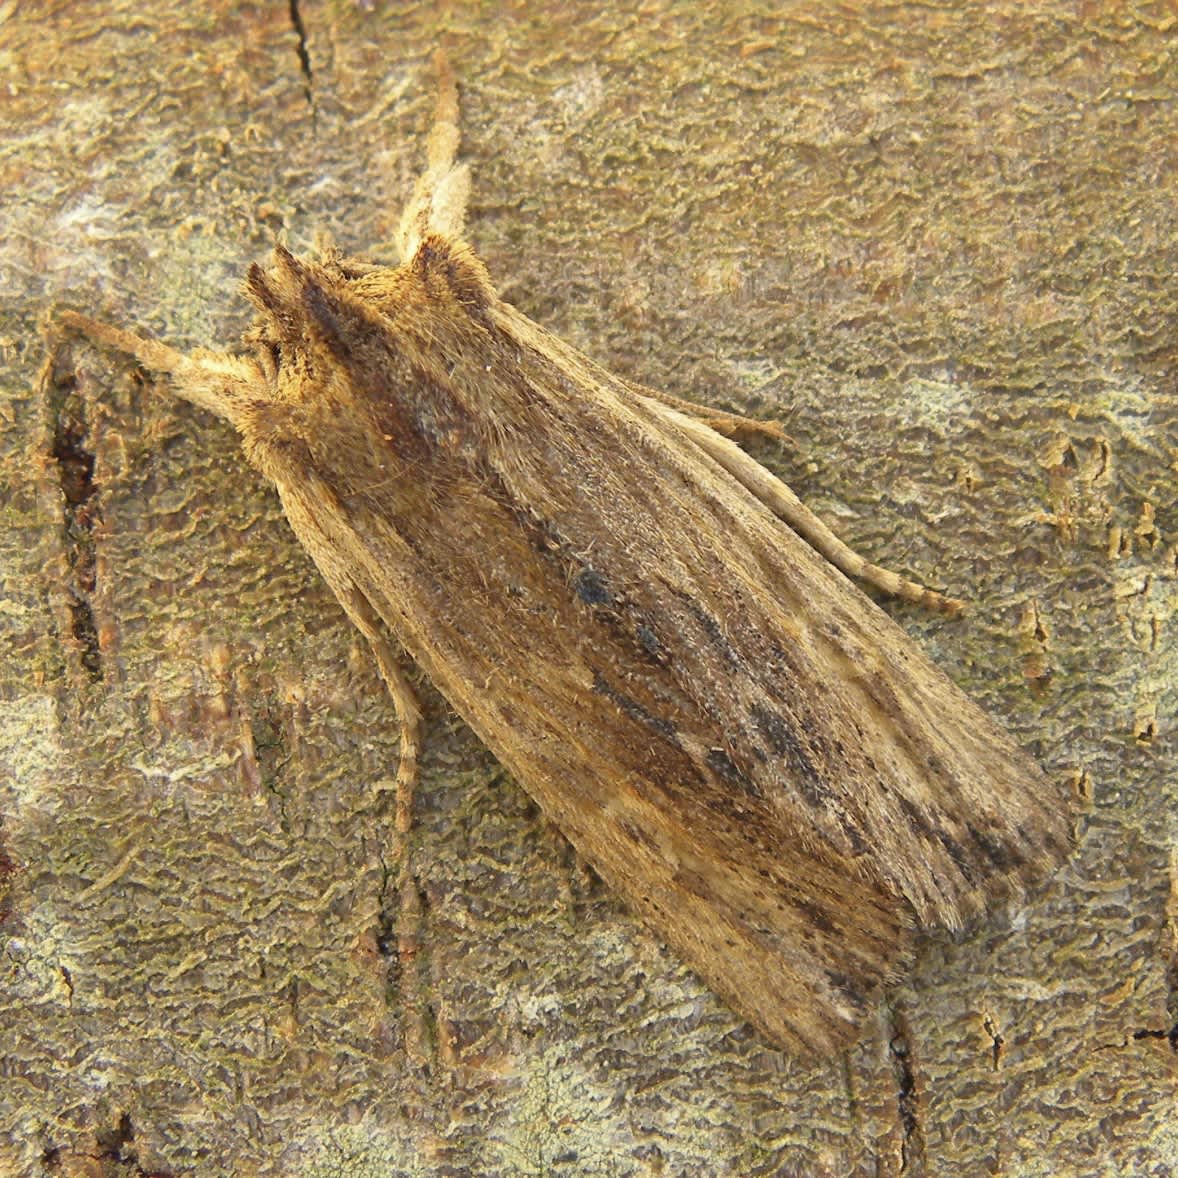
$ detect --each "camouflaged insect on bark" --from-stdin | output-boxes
[59,54,1073,1055]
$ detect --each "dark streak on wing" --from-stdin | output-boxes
[592,672,681,744]
[573,568,613,606]
[675,591,742,668]
[706,747,762,798]
[749,702,831,807]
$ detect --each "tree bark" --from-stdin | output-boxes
[2,2,1175,1174]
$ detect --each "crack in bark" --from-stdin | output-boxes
[287,0,314,107]
[249,702,291,821]
[889,1009,925,1173]
[982,1012,1006,1070]
[94,1112,135,1164]
[1132,1024,1178,1051]
[0,838,17,931]
[46,353,103,682]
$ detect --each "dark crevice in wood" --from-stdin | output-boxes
[287,0,314,108]
[1132,1024,1178,1051]
[94,1111,135,1163]
[376,850,397,960]
[889,1008,925,1174]
[47,351,104,682]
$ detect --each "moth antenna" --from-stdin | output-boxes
[396,49,472,261]
[663,405,968,614]
[58,309,263,428]
[58,310,187,377]
[623,375,792,444]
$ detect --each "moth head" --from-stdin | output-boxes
[235,236,497,480]
[242,236,494,389]
[243,244,360,392]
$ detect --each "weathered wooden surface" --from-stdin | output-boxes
[1,2,1175,1175]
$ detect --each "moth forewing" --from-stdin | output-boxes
[58,55,1073,1055]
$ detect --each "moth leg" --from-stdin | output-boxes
[623,376,790,444]
[335,584,423,828]
[663,405,966,614]
[332,585,435,1066]
[395,50,472,262]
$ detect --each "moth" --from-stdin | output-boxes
[59,54,1072,1055]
